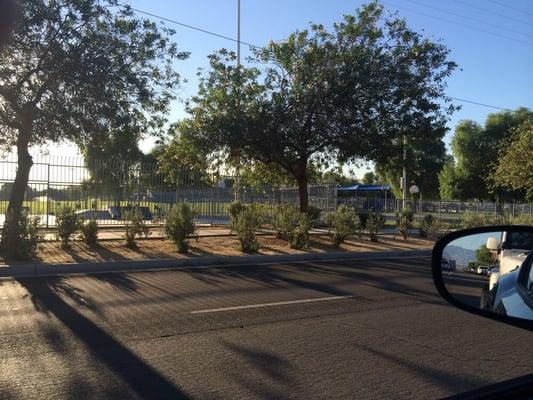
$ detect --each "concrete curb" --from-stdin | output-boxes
[0,249,432,279]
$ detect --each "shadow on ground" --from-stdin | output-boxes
[16,276,190,400]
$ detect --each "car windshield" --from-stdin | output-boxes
[0,1,531,399]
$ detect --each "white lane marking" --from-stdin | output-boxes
[190,295,357,314]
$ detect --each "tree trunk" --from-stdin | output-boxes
[1,125,33,253]
[294,164,309,213]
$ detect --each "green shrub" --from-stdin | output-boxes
[123,208,150,248]
[9,210,42,260]
[81,219,99,245]
[396,209,414,240]
[234,207,262,253]
[289,213,314,249]
[273,204,300,240]
[329,206,358,248]
[461,212,509,229]
[307,205,321,224]
[357,212,369,230]
[367,212,385,242]
[165,203,197,254]
[418,214,434,238]
[56,206,83,248]
[511,214,533,226]
[229,201,247,229]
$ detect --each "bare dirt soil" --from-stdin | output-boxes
[1,233,434,265]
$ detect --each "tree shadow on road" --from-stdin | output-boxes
[222,340,305,399]
[16,277,190,400]
[356,343,492,394]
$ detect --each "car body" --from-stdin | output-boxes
[481,252,533,320]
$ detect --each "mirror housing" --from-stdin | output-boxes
[432,225,533,331]
[486,236,500,252]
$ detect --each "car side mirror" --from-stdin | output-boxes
[432,225,533,331]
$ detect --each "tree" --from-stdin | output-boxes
[362,171,377,185]
[492,121,533,200]
[156,121,212,187]
[476,245,492,266]
[0,0,187,252]
[375,124,448,199]
[184,3,457,211]
[439,157,461,200]
[440,108,532,201]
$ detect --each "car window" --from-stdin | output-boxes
[504,232,533,251]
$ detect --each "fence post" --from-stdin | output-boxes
[46,162,50,229]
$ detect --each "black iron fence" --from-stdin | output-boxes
[0,154,337,227]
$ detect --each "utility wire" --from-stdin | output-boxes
[121,5,520,113]
[487,0,533,17]
[129,7,260,50]
[402,0,531,37]
[450,0,533,28]
[382,1,533,47]
[448,97,512,112]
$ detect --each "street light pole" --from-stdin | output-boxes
[234,0,241,202]
[402,134,407,210]
[237,0,241,67]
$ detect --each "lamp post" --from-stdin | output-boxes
[0,0,16,50]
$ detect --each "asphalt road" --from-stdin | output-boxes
[0,256,532,400]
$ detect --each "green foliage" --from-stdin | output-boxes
[367,212,385,242]
[440,108,532,201]
[156,125,212,187]
[362,172,377,185]
[418,214,441,239]
[273,204,300,240]
[1,0,188,250]
[56,206,83,248]
[460,212,509,229]
[476,245,493,266]
[492,121,533,200]
[328,206,358,248]
[8,210,42,260]
[396,209,414,240]
[306,205,321,224]
[183,3,457,211]
[289,213,314,250]
[358,212,369,230]
[375,127,448,200]
[273,205,314,249]
[123,208,150,248]
[165,203,197,254]
[81,219,99,246]
[511,214,533,226]
[234,207,263,253]
[229,201,248,229]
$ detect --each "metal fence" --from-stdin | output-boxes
[1,154,531,229]
[0,154,337,227]
[338,197,533,219]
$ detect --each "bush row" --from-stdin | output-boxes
[7,204,533,260]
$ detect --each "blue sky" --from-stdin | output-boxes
[50,0,533,178]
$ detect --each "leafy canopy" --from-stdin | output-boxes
[178,3,457,211]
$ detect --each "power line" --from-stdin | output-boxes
[121,5,520,113]
[128,6,260,50]
[487,0,533,17]
[382,1,533,47]
[450,0,533,28]
[448,97,512,112]
[402,0,531,37]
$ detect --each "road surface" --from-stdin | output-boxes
[0,255,531,399]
